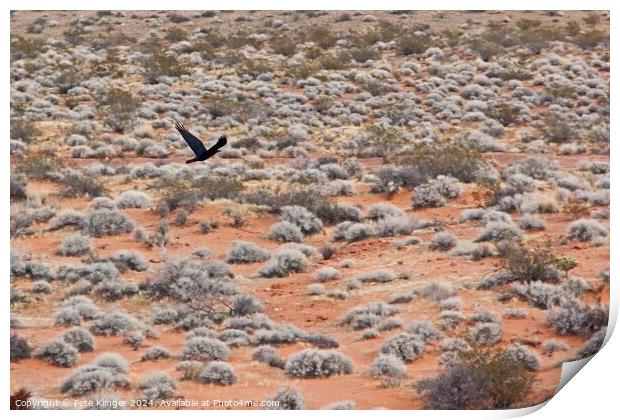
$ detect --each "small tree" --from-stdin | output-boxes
[360,124,403,162]
[98,88,141,133]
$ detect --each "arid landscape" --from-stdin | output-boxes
[10,10,610,410]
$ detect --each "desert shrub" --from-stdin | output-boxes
[380,333,425,362]
[279,205,323,235]
[412,183,447,208]
[504,308,528,319]
[139,371,177,400]
[565,218,608,243]
[110,250,148,272]
[60,365,128,397]
[367,203,406,221]
[50,210,86,230]
[398,142,486,185]
[226,240,270,264]
[500,247,560,284]
[576,328,606,359]
[10,312,23,328]
[519,193,558,214]
[361,329,379,340]
[226,295,262,318]
[252,345,285,368]
[16,153,62,180]
[35,340,79,367]
[180,337,229,361]
[416,281,456,302]
[186,327,218,339]
[11,116,40,143]
[459,208,486,222]
[469,322,503,345]
[198,361,236,385]
[307,283,325,295]
[60,173,107,198]
[429,232,456,251]
[267,221,303,243]
[116,191,151,209]
[541,339,569,356]
[258,249,309,278]
[20,260,55,280]
[573,30,607,49]
[320,243,338,260]
[393,236,422,249]
[140,346,172,362]
[91,355,124,376]
[469,309,501,324]
[218,329,250,347]
[32,280,52,294]
[253,325,307,346]
[9,251,26,278]
[68,279,93,296]
[438,297,463,311]
[264,387,304,410]
[141,49,189,82]
[504,343,540,371]
[408,320,441,342]
[98,87,141,132]
[144,257,236,303]
[341,223,376,243]
[517,214,545,230]
[512,281,563,309]
[11,335,31,362]
[396,32,433,55]
[284,349,354,378]
[54,308,84,326]
[61,327,95,352]
[122,330,145,350]
[369,354,407,387]
[176,361,203,381]
[416,344,533,409]
[313,267,341,282]
[59,233,92,256]
[355,269,397,284]
[440,311,466,330]
[10,174,28,199]
[545,298,608,336]
[376,216,415,237]
[82,209,134,237]
[94,278,138,302]
[89,310,141,336]
[475,221,522,242]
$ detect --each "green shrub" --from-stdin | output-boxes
[142,53,189,84]
[573,30,607,49]
[501,247,559,284]
[10,118,39,144]
[416,344,533,409]
[60,173,106,198]
[398,142,486,184]
[98,88,141,133]
[11,35,45,60]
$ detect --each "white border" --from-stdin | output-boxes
[4,1,617,419]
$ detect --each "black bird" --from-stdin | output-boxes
[175,121,227,164]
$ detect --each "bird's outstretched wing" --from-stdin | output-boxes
[207,135,227,153]
[175,121,207,156]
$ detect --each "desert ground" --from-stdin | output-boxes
[10,10,610,410]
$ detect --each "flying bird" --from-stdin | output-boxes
[175,121,227,164]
